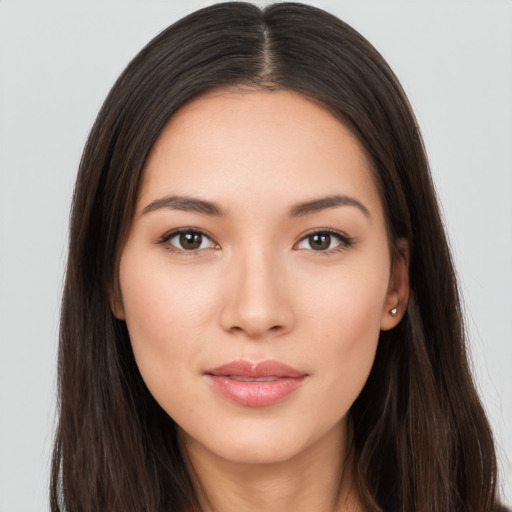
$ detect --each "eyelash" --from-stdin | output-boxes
[157,228,218,256]
[157,228,354,255]
[294,228,354,255]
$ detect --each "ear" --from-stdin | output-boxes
[108,279,125,320]
[380,238,410,331]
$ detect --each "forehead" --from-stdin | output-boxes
[138,89,383,220]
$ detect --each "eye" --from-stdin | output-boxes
[158,229,217,253]
[295,230,352,252]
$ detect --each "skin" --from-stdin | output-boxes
[111,89,409,512]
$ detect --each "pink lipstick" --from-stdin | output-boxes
[204,360,307,407]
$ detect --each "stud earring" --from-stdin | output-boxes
[389,307,398,317]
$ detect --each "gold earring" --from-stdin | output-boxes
[390,307,398,317]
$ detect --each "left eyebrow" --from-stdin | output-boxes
[289,194,371,218]
[141,195,226,216]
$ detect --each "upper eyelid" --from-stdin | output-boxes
[294,228,354,252]
[157,228,219,255]
[297,227,350,241]
[157,227,352,249]
[159,227,216,242]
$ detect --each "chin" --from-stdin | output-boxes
[179,413,346,468]
[207,435,311,466]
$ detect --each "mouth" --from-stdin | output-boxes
[226,376,281,382]
[204,360,308,407]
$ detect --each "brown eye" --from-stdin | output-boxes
[179,232,203,250]
[162,230,216,253]
[295,230,351,252]
[308,233,331,251]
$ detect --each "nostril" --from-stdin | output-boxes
[228,324,284,336]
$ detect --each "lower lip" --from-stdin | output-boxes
[206,375,306,407]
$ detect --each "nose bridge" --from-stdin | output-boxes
[220,240,293,337]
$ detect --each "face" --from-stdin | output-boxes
[112,89,408,466]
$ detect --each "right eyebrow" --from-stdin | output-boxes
[141,195,226,217]
[289,194,371,218]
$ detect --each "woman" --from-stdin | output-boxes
[50,2,507,511]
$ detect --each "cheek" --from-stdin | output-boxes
[298,257,389,409]
[118,253,219,394]
[300,251,389,337]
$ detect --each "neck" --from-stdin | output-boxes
[180,420,362,512]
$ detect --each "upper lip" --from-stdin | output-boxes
[205,360,307,378]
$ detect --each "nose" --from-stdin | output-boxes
[219,246,295,339]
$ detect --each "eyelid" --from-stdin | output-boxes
[157,227,219,255]
[156,226,353,255]
[294,228,354,253]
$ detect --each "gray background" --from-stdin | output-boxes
[0,1,510,510]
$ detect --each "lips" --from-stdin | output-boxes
[204,360,307,407]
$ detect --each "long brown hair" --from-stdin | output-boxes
[51,2,501,511]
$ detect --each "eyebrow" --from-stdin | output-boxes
[289,195,370,218]
[142,193,370,218]
[142,195,226,216]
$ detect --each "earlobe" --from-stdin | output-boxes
[380,238,410,331]
[108,281,125,320]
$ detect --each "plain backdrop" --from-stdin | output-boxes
[0,1,510,510]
